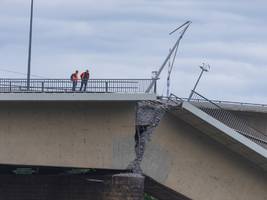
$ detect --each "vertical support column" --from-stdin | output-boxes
[104,173,144,200]
[153,79,157,94]
[9,81,12,92]
[41,82,44,92]
[105,81,109,93]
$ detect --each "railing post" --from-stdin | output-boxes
[41,82,44,93]
[153,79,157,94]
[9,81,12,92]
[188,90,194,102]
[105,81,108,93]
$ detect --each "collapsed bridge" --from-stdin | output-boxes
[0,78,266,200]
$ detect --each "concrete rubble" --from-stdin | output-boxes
[128,100,171,174]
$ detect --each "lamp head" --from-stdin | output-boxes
[200,63,210,72]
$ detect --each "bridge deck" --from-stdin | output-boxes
[0,93,156,101]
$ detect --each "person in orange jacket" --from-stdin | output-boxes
[71,70,79,91]
[80,70,90,92]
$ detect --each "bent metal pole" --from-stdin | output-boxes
[188,63,210,101]
[27,0,34,90]
[145,21,191,93]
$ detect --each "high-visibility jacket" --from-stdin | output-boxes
[80,72,89,80]
[71,73,78,81]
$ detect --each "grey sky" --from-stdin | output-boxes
[0,0,267,103]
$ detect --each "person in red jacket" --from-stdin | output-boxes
[71,70,79,91]
[80,70,90,92]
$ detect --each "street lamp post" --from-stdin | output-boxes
[145,21,191,93]
[188,63,210,101]
[27,0,34,90]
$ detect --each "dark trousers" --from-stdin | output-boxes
[80,80,88,91]
[72,81,77,91]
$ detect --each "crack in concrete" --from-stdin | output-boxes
[127,101,169,174]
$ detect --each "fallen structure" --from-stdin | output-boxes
[0,92,266,199]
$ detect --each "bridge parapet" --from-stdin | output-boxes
[0,78,156,94]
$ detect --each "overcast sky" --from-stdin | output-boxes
[0,0,267,103]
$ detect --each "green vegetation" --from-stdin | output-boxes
[13,168,36,175]
[66,168,96,174]
[144,193,158,200]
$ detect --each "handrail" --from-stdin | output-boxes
[0,78,156,94]
[0,78,154,81]
[190,91,223,110]
[162,94,267,108]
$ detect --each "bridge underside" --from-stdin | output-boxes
[0,164,190,200]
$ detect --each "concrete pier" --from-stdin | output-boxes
[104,173,145,200]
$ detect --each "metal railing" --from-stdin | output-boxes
[162,95,267,108]
[166,93,184,106]
[0,79,157,94]
[189,91,267,148]
[187,97,267,109]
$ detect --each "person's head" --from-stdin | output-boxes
[86,70,89,73]
[75,70,78,74]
